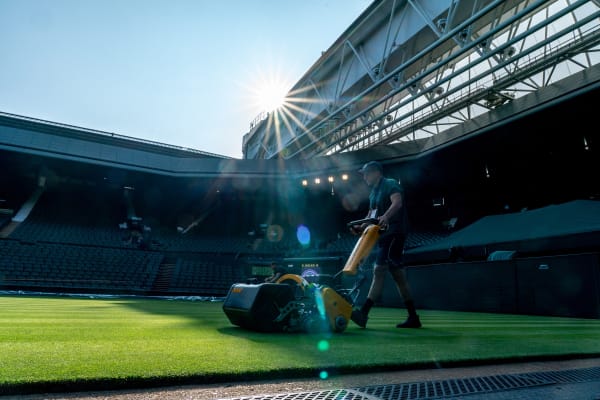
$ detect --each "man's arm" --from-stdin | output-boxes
[378,192,402,227]
[349,210,373,235]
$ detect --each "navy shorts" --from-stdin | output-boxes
[375,233,406,268]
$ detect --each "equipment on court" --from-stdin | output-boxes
[221,283,295,332]
[223,218,381,333]
[343,218,381,275]
[223,272,359,333]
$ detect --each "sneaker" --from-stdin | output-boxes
[396,314,422,328]
[351,309,368,328]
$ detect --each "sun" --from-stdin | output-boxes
[239,58,297,118]
[257,81,288,112]
[255,78,290,112]
[246,68,292,113]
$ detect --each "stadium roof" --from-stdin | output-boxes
[243,0,600,159]
[2,63,598,179]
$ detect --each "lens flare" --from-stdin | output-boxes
[319,370,329,380]
[296,224,311,246]
[266,224,284,242]
[317,340,330,352]
[314,289,326,317]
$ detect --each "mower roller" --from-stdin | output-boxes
[223,218,381,333]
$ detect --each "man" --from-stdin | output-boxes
[350,161,422,328]
[264,262,286,283]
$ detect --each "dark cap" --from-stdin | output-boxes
[358,161,383,174]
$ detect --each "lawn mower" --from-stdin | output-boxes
[223,218,381,333]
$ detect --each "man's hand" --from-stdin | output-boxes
[378,215,390,229]
[349,223,368,236]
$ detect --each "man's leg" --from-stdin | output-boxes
[351,263,387,328]
[388,235,421,328]
[390,267,421,328]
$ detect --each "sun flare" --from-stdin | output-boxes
[256,79,289,112]
[248,72,292,113]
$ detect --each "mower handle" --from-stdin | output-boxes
[346,218,379,227]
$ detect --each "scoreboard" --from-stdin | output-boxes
[282,256,343,278]
[246,256,343,279]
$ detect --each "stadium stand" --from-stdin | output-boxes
[0,214,11,231]
[10,184,125,247]
[0,151,595,315]
[0,239,162,293]
[1,175,597,319]
[0,182,454,297]
[167,255,244,296]
[149,230,251,254]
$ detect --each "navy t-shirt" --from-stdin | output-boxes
[369,177,409,236]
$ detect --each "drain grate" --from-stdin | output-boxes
[519,366,600,384]
[354,374,550,400]
[223,366,600,400]
[223,389,372,400]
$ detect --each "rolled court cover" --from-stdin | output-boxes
[405,199,600,261]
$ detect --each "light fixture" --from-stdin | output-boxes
[314,178,321,184]
[584,137,590,151]
[457,28,470,42]
[485,165,491,178]
[436,18,446,31]
[328,176,335,196]
[301,179,308,187]
[497,45,517,62]
[484,91,514,108]
[341,174,349,181]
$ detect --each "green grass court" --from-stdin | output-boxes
[1,295,599,394]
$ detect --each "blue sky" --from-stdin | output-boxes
[0,0,372,158]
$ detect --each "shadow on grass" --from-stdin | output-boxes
[114,297,225,326]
